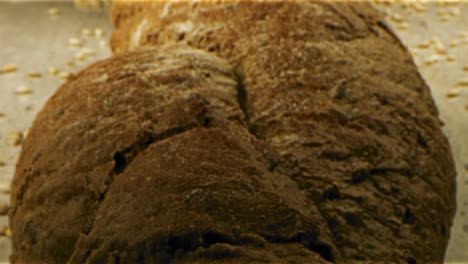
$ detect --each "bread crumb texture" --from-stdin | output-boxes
[10,1,456,264]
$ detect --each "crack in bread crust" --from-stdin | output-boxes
[110,1,455,263]
[10,2,456,264]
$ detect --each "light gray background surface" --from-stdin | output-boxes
[0,1,466,263]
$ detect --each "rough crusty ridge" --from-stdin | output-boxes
[10,1,456,264]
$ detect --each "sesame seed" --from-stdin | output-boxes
[449,40,459,48]
[49,67,58,75]
[15,85,32,95]
[398,23,409,31]
[434,42,447,55]
[1,64,17,74]
[48,7,60,16]
[450,7,460,16]
[0,183,11,194]
[82,48,96,56]
[446,89,460,98]
[66,61,75,67]
[0,161,5,167]
[439,16,450,23]
[411,2,427,12]
[81,28,93,37]
[27,72,42,78]
[437,11,449,17]
[59,72,71,80]
[424,55,441,66]
[430,37,441,45]
[76,48,96,61]
[68,37,82,47]
[76,53,87,61]
[2,227,12,237]
[25,105,33,112]
[8,130,23,146]
[446,56,456,62]
[410,48,419,57]
[94,28,104,37]
[417,42,431,49]
[391,13,405,23]
[457,78,468,87]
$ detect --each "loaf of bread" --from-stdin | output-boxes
[10,1,456,263]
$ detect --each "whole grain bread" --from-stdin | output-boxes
[10,1,456,264]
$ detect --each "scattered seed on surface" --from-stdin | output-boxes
[48,7,60,16]
[381,7,391,17]
[424,55,441,66]
[439,16,450,23]
[49,67,58,75]
[0,161,5,167]
[59,71,71,80]
[0,112,4,119]
[15,85,32,95]
[434,42,447,55]
[81,28,93,37]
[450,7,460,16]
[449,40,459,48]
[397,23,409,31]
[409,48,419,57]
[76,48,96,61]
[444,1,459,6]
[1,64,17,74]
[446,56,456,62]
[76,53,87,61]
[27,72,42,78]
[457,78,468,87]
[81,48,96,57]
[0,204,8,215]
[8,130,23,146]
[430,38,439,45]
[94,28,104,37]
[390,13,405,23]
[417,42,431,49]
[66,60,75,67]
[0,183,11,194]
[68,37,82,47]
[437,11,450,17]
[409,2,427,12]
[463,66,468,72]
[446,89,460,98]
[3,227,11,237]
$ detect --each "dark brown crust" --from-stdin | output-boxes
[10,2,456,264]
[9,46,335,264]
